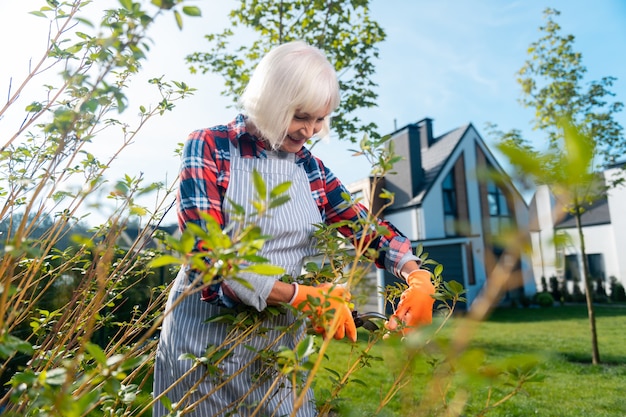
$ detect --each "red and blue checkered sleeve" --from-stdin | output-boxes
[177,129,228,242]
[320,160,419,277]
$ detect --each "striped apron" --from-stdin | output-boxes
[153,141,321,417]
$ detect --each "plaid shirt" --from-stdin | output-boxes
[178,114,418,291]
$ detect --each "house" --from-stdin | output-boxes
[346,118,536,312]
[528,163,626,295]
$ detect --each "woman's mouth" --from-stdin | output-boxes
[287,135,306,143]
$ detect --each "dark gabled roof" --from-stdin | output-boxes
[554,196,611,229]
[400,124,470,208]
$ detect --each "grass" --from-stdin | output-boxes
[315,304,626,416]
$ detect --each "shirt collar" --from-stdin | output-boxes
[229,113,313,164]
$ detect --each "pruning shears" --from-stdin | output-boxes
[351,310,388,332]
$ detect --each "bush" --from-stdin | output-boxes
[548,275,561,302]
[571,281,586,303]
[535,292,555,308]
[609,277,626,302]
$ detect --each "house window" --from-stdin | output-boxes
[487,180,511,236]
[587,254,605,281]
[564,254,580,282]
[351,189,364,203]
[442,170,457,236]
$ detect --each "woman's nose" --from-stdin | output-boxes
[301,121,320,138]
[301,123,315,138]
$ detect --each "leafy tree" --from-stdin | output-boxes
[490,8,624,365]
[0,0,200,413]
[185,0,386,143]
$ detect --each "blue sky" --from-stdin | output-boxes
[2,1,625,220]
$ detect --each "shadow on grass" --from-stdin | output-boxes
[471,339,626,367]
[559,352,626,367]
[485,304,626,323]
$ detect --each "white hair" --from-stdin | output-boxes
[239,41,341,149]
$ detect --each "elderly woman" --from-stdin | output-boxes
[153,41,435,417]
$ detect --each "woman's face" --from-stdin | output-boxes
[280,109,328,153]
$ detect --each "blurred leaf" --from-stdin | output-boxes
[0,334,34,359]
[270,181,291,198]
[85,342,107,366]
[295,335,315,359]
[243,264,285,275]
[182,6,202,16]
[252,169,267,199]
[268,195,291,209]
[41,368,67,386]
[149,255,183,268]
[174,9,183,29]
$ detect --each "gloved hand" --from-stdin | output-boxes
[290,283,357,342]
[386,270,435,335]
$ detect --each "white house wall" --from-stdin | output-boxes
[420,188,445,238]
[559,224,618,286]
[605,167,626,286]
[385,207,420,241]
[530,230,559,283]
[511,190,536,294]
[532,171,626,290]
[530,186,559,284]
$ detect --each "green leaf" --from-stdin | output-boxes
[242,255,270,263]
[252,169,267,199]
[25,102,43,112]
[350,378,368,387]
[270,181,291,198]
[149,255,183,268]
[85,342,108,365]
[160,394,173,411]
[29,10,47,18]
[226,197,246,217]
[182,6,202,17]
[268,195,291,209]
[119,0,133,10]
[445,280,465,295]
[0,334,34,359]
[106,354,125,368]
[243,264,285,275]
[120,354,148,371]
[42,368,67,386]
[174,10,183,30]
[178,353,196,361]
[8,370,37,387]
[295,335,316,359]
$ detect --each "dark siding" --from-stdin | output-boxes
[386,125,423,206]
[454,153,469,230]
[384,243,468,313]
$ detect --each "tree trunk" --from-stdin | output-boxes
[575,205,601,365]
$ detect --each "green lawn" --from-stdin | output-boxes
[315,305,626,416]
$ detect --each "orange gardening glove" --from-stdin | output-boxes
[386,270,435,335]
[290,283,357,342]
